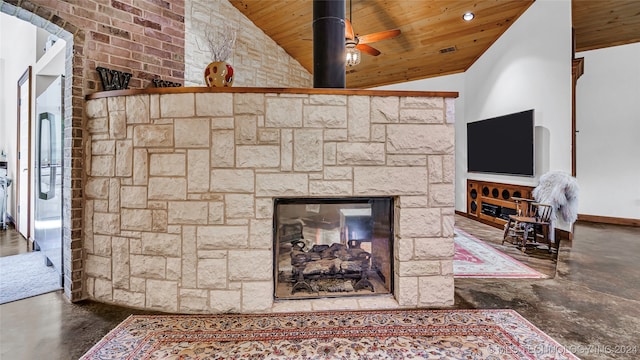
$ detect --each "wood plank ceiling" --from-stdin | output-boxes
[230,0,640,88]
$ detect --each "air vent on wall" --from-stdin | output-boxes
[439,46,457,54]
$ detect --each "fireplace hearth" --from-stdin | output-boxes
[274,197,393,299]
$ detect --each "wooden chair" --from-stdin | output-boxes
[503,202,554,253]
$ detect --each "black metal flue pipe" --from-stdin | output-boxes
[313,0,346,88]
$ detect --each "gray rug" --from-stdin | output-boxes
[0,252,61,304]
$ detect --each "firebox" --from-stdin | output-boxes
[273,197,394,300]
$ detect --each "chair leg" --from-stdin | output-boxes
[502,220,512,245]
[521,224,531,252]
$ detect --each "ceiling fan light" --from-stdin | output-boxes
[346,45,361,67]
[463,12,475,21]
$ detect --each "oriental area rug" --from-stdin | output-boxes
[80,309,579,359]
[454,228,547,279]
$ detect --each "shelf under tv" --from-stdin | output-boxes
[465,179,535,229]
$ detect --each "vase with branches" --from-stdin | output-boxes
[204,26,237,87]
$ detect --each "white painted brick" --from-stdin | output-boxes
[188,150,210,192]
[235,115,257,144]
[211,130,235,167]
[337,143,385,165]
[256,173,308,196]
[226,194,254,219]
[120,186,147,208]
[210,290,241,313]
[242,282,273,312]
[396,276,418,306]
[371,96,399,123]
[294,129,323,171]
[387,124,454,154]
[348,96,370,141]
[133,125,174,147]
[197,226,248,249]
[399,260,441,276]
[149,154,186,176]
[197,258,227,288]
[236,146,280,168]
[280,129,293,171]
[430,184,455,206]
[86,98,107,119]
[234,93,265,115]
[228,250,272,281]
[130,255,166,279]
[304,105,347,128]
[180,289,209,313]
[168,201,209,224]
[86,178,109,199]
[195,93,233,116]
[354,167,428,195]
[141,232,181,256]
[266,98,303,127]
[146,279,178,312]
[210,169,254,192]
[399,208,442,237]
[249,219,272,249]
[418,276,454,307]
[121,209,152,231]
[91,155,114,177]
[125,95,150,124]
[148,177,187,200]
[161,93,194,117]
[175,118,210,148]
[309,181,352,196]
[399,109,444,123]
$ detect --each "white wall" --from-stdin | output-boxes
[0,13,37,219]
[465,0,572,187]
[576,43,640,220]
[377,0,572,219]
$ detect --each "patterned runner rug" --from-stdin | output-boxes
[80,309,578,359]
[454,228,547,278]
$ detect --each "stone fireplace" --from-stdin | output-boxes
[274,197,394,299]
[84,87,457,314]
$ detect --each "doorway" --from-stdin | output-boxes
[0,12,66,302]
[17,67,31,241]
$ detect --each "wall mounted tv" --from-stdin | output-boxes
[467,109,534,177]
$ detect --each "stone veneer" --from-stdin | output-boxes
[84,88,457,314]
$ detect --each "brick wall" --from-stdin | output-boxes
[2,0,313,302]
[2,0,186,301]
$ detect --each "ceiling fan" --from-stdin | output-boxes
[345,0,401,66]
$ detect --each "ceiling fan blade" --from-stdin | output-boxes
[358,29,401,44]
[356,43,381,56]
[345,18,355,40]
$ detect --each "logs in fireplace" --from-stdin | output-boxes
[289,240,374,294]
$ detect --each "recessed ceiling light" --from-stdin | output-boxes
[463,12,475,21]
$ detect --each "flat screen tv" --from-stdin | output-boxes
[467,109,534,177]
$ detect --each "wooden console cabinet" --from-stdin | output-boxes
[466,180,534,228]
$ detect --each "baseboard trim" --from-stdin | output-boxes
[578,214,640,227]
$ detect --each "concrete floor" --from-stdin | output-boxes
[1,217,639,360]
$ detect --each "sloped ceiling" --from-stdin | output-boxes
[230,0,640,88]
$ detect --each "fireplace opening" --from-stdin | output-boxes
[273,197,394,300]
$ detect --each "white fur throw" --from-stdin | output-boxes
[533,171,580,224]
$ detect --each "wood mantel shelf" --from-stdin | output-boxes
[85,87,459,100]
